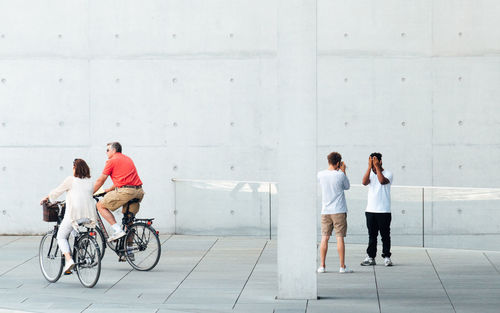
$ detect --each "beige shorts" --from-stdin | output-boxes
[321,213,347,237]
[101,187,145,214]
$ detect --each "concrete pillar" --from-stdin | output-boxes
[276,0,317,300]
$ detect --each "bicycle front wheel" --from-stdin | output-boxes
[125,223,161,271]
[75,234,101,288]
[94,227,106,260]
[39,232,63,283]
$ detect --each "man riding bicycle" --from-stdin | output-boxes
[93,142,145,242]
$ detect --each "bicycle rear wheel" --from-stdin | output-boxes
[39,232,63,283]
[125,223,161,271]
[75,234,101,288]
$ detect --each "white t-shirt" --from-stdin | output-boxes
[317,169,350,214]
[366,170,393,213]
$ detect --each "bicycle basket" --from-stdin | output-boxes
[42,202,59,222]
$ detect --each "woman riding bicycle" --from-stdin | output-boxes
[40,159,97,274]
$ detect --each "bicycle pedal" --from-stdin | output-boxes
[64,270,73,275]
[118,255,126,262]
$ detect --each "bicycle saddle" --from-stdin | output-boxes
[127,198,141,204]
[76,218,92,226]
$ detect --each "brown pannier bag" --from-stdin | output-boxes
[42,202,59,222]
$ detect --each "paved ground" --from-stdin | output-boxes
[1,235,500,313]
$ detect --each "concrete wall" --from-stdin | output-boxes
[317,0,500,189]
[1,1,500,235]
[0,0,278,234]
[315,0,500,252]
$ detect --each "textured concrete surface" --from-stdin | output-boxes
[2,1,500,236]
[1,235,500,313]
[276,0,318,299]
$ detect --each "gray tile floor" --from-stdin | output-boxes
[1,235,500,313]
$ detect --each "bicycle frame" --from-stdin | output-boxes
[93,197,136,256]
[44,202,64,259]
[92,192,159,267]
[95,208,110,241]
[40,200,101,284]
[46,227,58,258]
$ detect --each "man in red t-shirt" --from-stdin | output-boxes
[94,142,145,241]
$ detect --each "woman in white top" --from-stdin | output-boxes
[40,159,97,273]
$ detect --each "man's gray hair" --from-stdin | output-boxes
[107,142,122,153]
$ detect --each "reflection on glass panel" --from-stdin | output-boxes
[336,185,423,248]
[173,179,276,237]
[424,187,500,250]
[173,179,500,251]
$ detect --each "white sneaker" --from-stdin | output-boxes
[108,229,126,242]
[384,257,393,267]
[339,266,353,273]
[360,256,376,266]
[63,258,75,273]
[317,267,325,273]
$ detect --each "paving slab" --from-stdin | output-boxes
[378,288,454,313]
[1,236,500,313]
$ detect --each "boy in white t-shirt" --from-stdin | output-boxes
[317,152,353,274]
[360,152,394,267]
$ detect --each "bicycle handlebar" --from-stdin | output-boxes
[93,192,107,201]
[42,200,65,205]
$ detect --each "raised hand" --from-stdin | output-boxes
[40,196,49,205]
[340,161,346,172]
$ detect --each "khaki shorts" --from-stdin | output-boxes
[321,213,347,237]
[101,187,145,214]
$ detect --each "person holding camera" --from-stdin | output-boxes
[360,152,393,267]
[317,152,353,273]
[40,159,97,274]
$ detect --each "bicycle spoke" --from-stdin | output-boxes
[39,233,63,283]
[125,223,160,271]
[75,235,101,288]
[145,228,151,245]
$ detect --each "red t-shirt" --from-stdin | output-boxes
[102,153,142,188]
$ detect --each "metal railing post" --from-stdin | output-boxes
[422,187,425,248]
[269,183,272,240]
[173,178,177,234]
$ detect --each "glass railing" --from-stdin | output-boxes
[172,179,500,251]
[343,185,424,247]
[172,179,277,238]
[422,187,500,250]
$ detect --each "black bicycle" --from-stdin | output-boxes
[92,192,161,271]
[39,201,101,288]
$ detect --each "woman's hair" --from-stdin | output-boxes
[73,159,91,179]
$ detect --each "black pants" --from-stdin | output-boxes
[365,212,392,258]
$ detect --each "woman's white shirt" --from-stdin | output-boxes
[49,176,97,229]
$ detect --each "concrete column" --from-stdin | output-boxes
[276,0,317,299]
